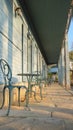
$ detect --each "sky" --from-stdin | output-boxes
[68,17,73,52]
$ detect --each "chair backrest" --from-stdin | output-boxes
[0,59,12,86]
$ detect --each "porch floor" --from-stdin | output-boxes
[0,83,73,130]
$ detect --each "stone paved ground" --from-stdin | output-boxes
[0,83,73,130]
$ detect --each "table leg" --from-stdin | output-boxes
[25,89,29,107]
[25,79,31,107]
[18,87,21,106]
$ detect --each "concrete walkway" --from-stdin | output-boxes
[0,83,73,130]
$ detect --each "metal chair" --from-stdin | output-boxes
[0,59,27,116]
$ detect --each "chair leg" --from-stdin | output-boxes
[6,88,12,116]
[0,87,6,109]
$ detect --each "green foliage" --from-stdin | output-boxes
[69,51,73,60]
[48,72,52,78]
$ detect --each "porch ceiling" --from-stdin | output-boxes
[17,0,71,65]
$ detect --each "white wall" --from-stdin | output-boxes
[0,0,48,84]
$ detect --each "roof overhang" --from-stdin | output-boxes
[17,0,71,65]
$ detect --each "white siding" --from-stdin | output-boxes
[0,0,48,84]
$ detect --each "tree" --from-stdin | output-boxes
[69,51,73,85]
[69,51,73,60]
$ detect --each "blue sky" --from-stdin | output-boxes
[68,17,73,51]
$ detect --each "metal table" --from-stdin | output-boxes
[18,73,41,107]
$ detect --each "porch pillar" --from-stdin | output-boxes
[61,42,65,86]
[58,53,62,85]
[64,33,70,89]
[58,42,66,86]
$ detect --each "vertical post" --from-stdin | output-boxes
[39,52,41,73]
[27,35,28,72]
[58,56,60,84]
[64,32,70,89]
[37,46,38,72]
[30,39,32,73]
[61,42,65,86]
[58,54,62,85]
[62,4,72,88]
[22,24,24,81]
[35,45,38,83]
[27,28,32,73]
[64,40,66,87]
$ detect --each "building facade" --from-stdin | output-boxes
[0,0,48,84]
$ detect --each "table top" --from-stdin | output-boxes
[17,73,40,77]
